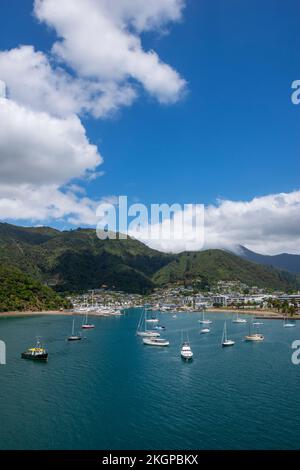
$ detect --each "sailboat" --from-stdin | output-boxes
[136,310,160,337]
[198,310,212,324]
[283,317,296,328]
[145,311,159,324]
[180,333,193,361]
[245,320,264,341]
[81,311,95,329]
[232,313,247,324]
[221,321,235,347]
[68,318,82,341]
[143,337,169,346]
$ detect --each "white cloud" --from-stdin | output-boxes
[34,0,186,104]
[0,80,6,98]
[132,191,300,255]
[0,183,100,225]
[0,93,101,185]
[0,2,187,226]
[0,45,136,118]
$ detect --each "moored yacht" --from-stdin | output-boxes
[181,342,193,360]
[82,312,95,329]
[180,333,193,361]
[283,318,296,328]
[198,310,212,324]
[143,337,170,347]
[221,321,235,347]
[136,309,160,337]
[200,327,210,334]
[68,319,82,341]
[245,321,264,341]
[232,314,247,324]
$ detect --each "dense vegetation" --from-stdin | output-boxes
[152,249,300,291]
[0,265,71,312]
[0,223,299,306]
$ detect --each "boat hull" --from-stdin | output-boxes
[222,341,235,347]
[143,338,169,346]
[245,335,264,342]
[68,336,82,341]
[82,325,95,329]
[21,352,48,361]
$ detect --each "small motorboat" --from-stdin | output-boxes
[153,325,166,330]
[200,328,210,334]
[143,337,170,347]
[180,332,193,361]
[21,339,48,361]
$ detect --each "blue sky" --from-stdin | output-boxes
[0,0,299,253]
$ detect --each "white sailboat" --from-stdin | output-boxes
[221,321,235,347]
[232,313,247,324]
[68,318,82,341]
[283,317,296,328]
[198,310,212,324]
[245,320,264,341]
[145,311,159,323]
[136,310,160,337]
[143,337,169,347]
[81,311,95,329]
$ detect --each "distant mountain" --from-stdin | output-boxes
[0,222,299,297]
[236,245,300,274]
[153,249,300,291]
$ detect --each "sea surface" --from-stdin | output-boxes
[0,309,300,450]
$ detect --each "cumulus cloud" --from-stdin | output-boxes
[0,45,136,119]
[34,0,186,104]
[0,183,100,225]
[0,1,187,226]
[0,93,101,185]
[132,191,300,255]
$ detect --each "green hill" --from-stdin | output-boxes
[152,249,300,290]
[0,222,299,298]
[0,265,71,312]
[0,223,172,294]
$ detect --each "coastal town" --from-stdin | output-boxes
[69,280,300,317]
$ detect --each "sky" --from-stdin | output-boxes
[0,0,299,254]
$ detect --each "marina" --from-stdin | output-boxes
[1,308,300,449]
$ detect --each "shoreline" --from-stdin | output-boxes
[0,307,299,319]
[0,310,124,318]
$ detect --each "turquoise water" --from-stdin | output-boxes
[0,309,300,450]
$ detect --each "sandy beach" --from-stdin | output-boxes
[0,307,299,319]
